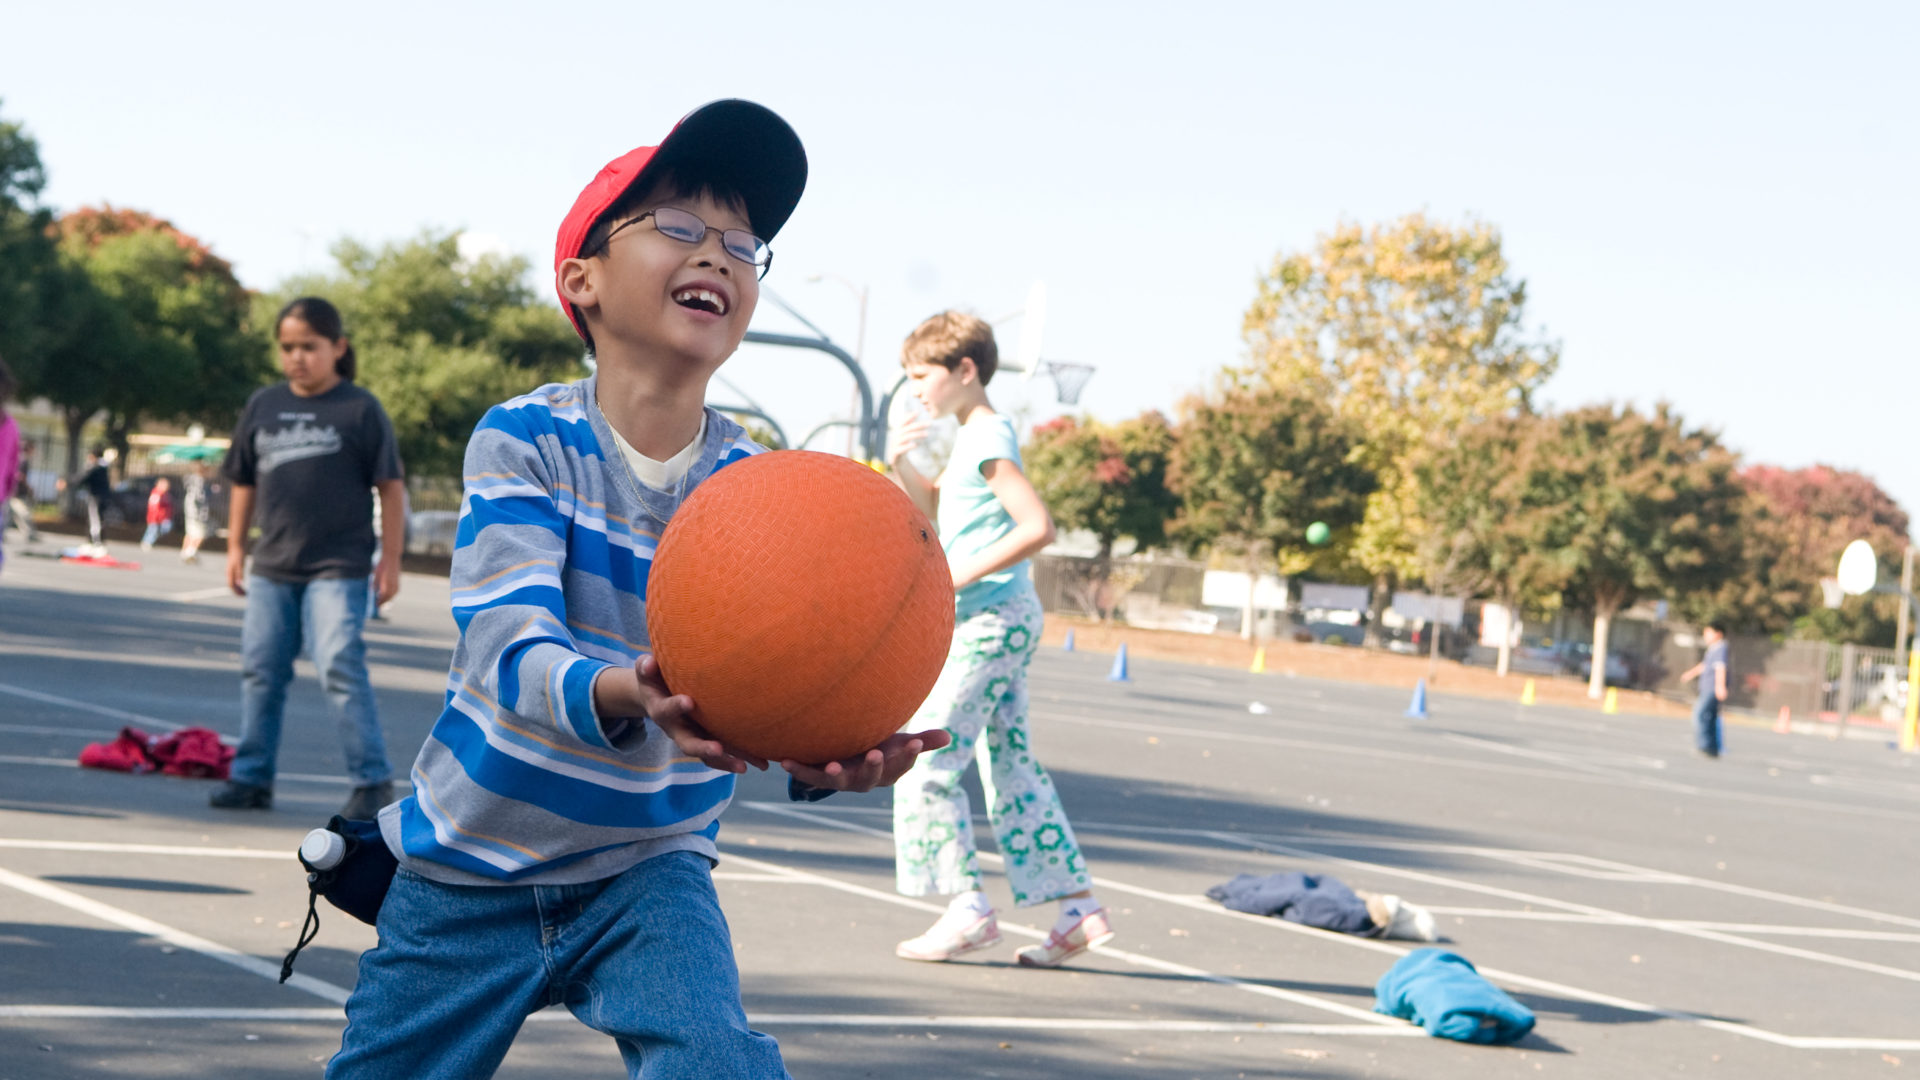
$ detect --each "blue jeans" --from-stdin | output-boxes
[1693,696,1723,755]
[232,574,390,788]
[329,851,789,1079]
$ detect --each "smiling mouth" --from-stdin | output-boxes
[672,287,728,316]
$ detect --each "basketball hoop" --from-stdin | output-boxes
[1045,361,1095,406]
[1820,577,1845,610]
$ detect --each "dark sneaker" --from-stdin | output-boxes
[340,781,395,820]
[209,781,272,810]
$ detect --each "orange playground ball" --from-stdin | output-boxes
[648,450,955,764]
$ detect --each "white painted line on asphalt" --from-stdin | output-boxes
[166,586,236,602]
[0,681,175,727]
[1075,818,1920,932]
[711,871,807,882]
[0,1006,346,1021]
[1334,838,1920,931]
[720,837,1407,1030]
[1216,831,1920,984]
[0,838,292,859]
[1422,908,1920,942]
[0,754,76,768]
[0,753,399,789]
[0,864,349,1005]
[0,1004,1422,1036]
[1043,707,1917,823]
[0,723,115,738]
[740,801,1920,1052]
[762,805,1920,932]
[748,1015,1420,1035]
[1440,732,1689,793]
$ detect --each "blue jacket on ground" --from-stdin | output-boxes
[1205,871,1374,933]
[1374,949,1536,1044]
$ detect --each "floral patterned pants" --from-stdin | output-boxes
[893,590,1090,907]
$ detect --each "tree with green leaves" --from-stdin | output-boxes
[1025,411,1180,619]
[263,230,584,476]
[15,206,259,478]
[1530,403,1748,698]
[0,104,64,410]
[1412,413,1571,676]
[56,207,260,465]
[1169,380,1375,640]
[1243,213,1559,643]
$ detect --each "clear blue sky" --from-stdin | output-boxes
[5,1,1915,534]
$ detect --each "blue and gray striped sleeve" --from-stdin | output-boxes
[449,404,622,750]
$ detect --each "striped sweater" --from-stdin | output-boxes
[378,377,764,885]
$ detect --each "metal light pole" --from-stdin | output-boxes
[807,273,869,458]
[1897,546,1915,660]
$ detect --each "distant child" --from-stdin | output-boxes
[209,296,406,820]
[179,464,211,563]
[326,100,950,1079]
[1681,620,1731,758]
[140,476,174,550]
[8,439,42,545]
[884,311,1116,968]
[0,357,20,575]
[59,447,112,548]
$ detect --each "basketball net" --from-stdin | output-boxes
[1045,362,1095,406]
[1819,577,1845,610]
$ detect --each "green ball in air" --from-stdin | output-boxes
[1306,521,1331,546]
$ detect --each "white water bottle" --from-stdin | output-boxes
[300,828,347,872]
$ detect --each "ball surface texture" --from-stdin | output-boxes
[1306,521,1331,546]
[648,450,954,763]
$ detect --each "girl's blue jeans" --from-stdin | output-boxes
[232,574,390,788]
[328,850,789,1079]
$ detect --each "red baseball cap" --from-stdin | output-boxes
[553,99,808,341]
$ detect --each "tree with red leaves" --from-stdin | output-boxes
[27,205,259,476]
[1709,464,1911,643]
[1025,411,1180,618]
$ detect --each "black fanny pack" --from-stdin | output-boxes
[278,815,400,983]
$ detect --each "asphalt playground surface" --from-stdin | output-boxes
[2,537,1918,1078]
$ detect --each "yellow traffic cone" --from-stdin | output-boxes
[1250,647,1267,674]
[1602,687,1619,715]
[1520,679,1536,706]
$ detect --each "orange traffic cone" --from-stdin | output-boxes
[1773,706,1791,735]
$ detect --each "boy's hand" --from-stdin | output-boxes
[780,729,953,793]
[885,414,929,466]
[633,655,768,774]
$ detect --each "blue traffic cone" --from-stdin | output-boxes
[1063,629,1076,652]
[1107,643,1131,682]
[1405,679,1429,719]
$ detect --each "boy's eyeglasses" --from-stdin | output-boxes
[603,207,773,279]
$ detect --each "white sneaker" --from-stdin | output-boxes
[1015,907,1116,968]
[896,908,1002,962]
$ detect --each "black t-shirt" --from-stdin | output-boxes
[72,463,112,500]
[223,381,404,582]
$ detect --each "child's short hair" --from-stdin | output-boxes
[902,311,998,384]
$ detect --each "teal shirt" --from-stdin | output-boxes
[938,413,1033,617]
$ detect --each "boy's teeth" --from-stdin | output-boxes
[673,288,726,314]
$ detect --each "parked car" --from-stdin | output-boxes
[1557,642,1632,686]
